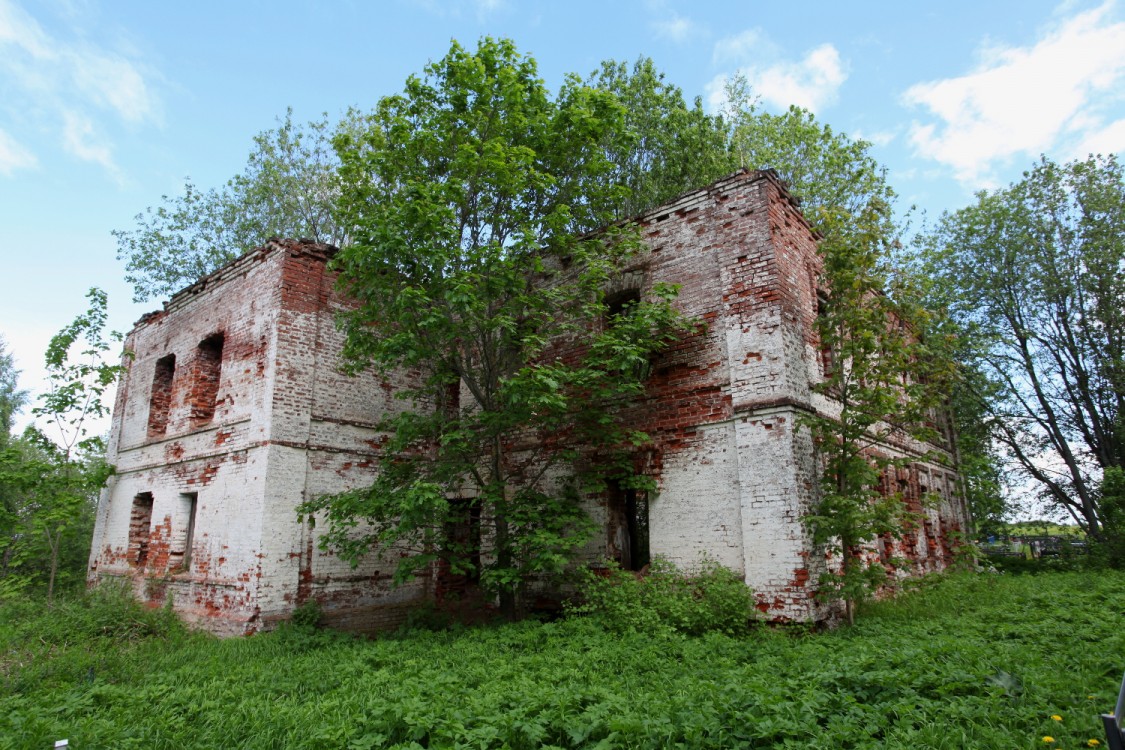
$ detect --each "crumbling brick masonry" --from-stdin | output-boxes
[88,170,969,634]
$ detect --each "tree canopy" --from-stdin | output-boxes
[924,155,1125,535]
[299,38,688,616]
[114,110,359,302]
[1,291,122,600]
[113,54,899,305]
[0,337,28,446]
[586,57,729,218]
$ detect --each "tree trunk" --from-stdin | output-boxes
[46,527,60,605]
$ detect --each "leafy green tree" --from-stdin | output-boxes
[925,155,1125,535]
[804,205,957,624]
[0,430,105,599]
[300,38,688,617]
[722,75,896,236]
[0,289,123,601]
[588,57,729,218]
[0,335,29,586]
[114,110,363,302]
[0,336,28,447]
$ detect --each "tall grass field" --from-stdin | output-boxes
[2,571,1123,749]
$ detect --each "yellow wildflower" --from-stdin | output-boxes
[1087,740,1101,747]
[1043,737,1055,744]
[1052,715,1064,721]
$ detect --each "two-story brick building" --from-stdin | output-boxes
[88,170,969,634]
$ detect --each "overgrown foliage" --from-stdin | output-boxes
[722,75,896,238]
[0,337,27,443]
[566,556,757,636]
[804,205,958,624]
[587,57,729,218]
[114,110,361,302]
[0,290,122,601]
[114,53,899,304]
[3,571,1122,748]
[300,38,689,617]
[1099,466,1125,566]
[924,155,1125,537]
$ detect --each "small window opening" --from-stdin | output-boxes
[604,289,651,380]
[605,289,641,321]
[447,498,481,580]
[128,492,154,567]
[437,498,481,598]
[190,333,224,426]
[170,492,198,572]
[608,482,650,571]
[147,354,176,437]
[816,292,835,377]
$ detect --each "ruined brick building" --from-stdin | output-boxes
[88,170,970,635]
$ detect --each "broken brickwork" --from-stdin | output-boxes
[88,170,969,634]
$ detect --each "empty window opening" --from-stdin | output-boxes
[437,498,481,599]
[147,354,176,438]
[608,482,650,571]
[604,289,652,380]
[169,492,198,572]
[816,292,835,377]
[190,333,224,426]
[605,288,641,322]
[128,492,154,567]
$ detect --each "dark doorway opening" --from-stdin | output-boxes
[608,482,650,571]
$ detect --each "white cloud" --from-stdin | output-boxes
[0,127,37,174]
[712,29,765,65]
[707,38,847,114]
[61,110,118,177]
[903,1,1125,186]
[754,44,846,113]
[0,0,159,178]
[69,47,157,123]
[1070,116,1125,158]
[0,0,56,60]
[651,12,700,44]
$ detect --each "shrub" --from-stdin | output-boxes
[566,556,756,636]
[290,600,323,629]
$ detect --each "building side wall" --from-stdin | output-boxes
[588,172,962,619]
[260,250,431,633]
[89,246,291,633]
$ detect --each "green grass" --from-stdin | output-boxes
[2,572,1123,749]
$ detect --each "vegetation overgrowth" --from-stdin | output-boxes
[2,571,1122,749]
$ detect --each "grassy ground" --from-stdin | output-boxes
[2,571,1123,749]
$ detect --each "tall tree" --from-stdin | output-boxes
[114,110,362,302]
[588,57,729,218]
[0,336,28,446]
[0,291,121,600]
[299,38,687,617]
[722,75,895,237]
[925,155,1125,535]
[803,205,956,624]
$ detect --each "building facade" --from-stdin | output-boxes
[88,171,969,634]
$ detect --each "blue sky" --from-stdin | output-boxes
[3,0,1125,435]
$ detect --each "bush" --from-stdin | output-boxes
[566,556,756,636]
[290,600,323,629]
[0,580,183,646]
